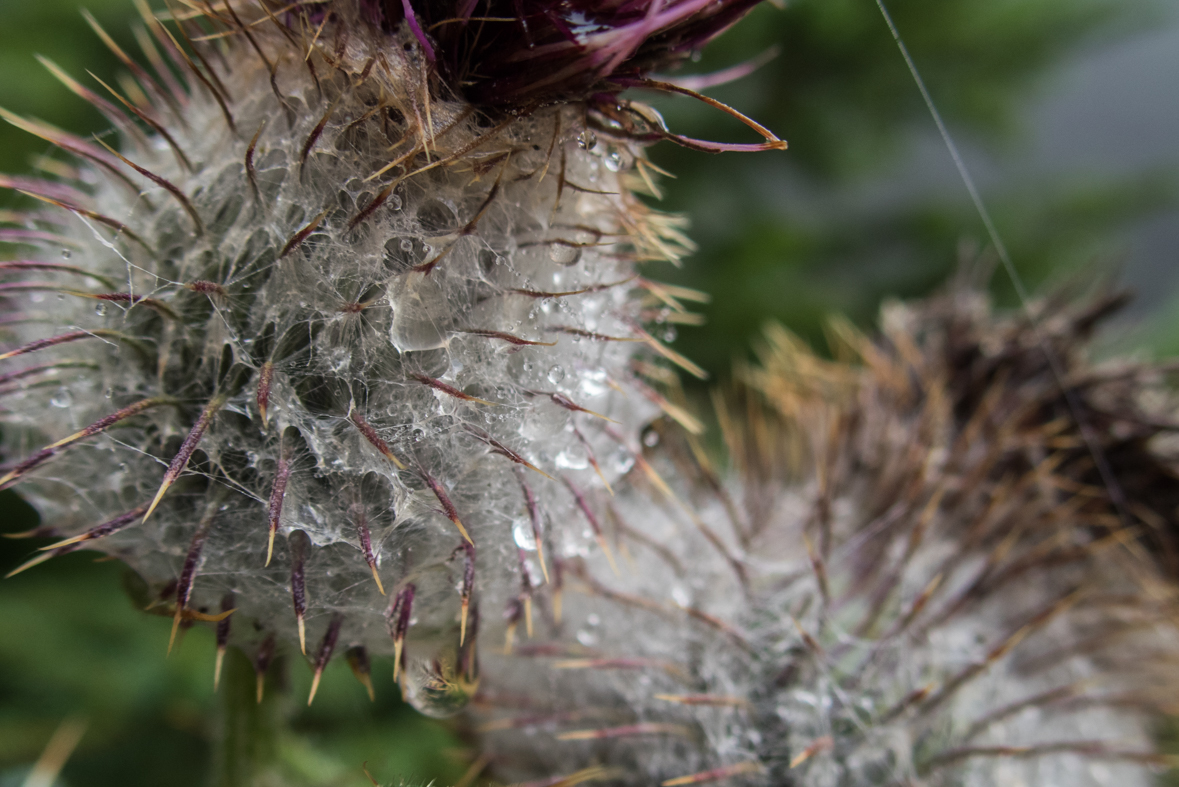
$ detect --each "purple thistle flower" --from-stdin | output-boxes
[308,0,765,106]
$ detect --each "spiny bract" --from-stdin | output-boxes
[0,0,773,715]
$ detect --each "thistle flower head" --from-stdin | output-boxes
[0,0,728,716]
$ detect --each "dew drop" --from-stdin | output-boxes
[548,244,581,265]
[401,646,478,718]
[61,249,72,259]
[555,449,588,471]
[547,365,565,384]
[50,389,72,408]
[512,518,537,551]
[662,326,677,343]
[94,302,108,316]
[609,448,635,475]
[576,130,598,151]
[388,194,403,211]
[576,629,598,646]
[400,239,414,252]
[643,431,660,448]
[603,148,632,172]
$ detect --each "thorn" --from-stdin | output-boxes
[653,694,750,708]
[546,392,617,423]
[168,499,216,656]
[508,276,636,300]
[42,507,147,551]
[83,70,193,172]
[460,329,556,347]
[453,541,475,646]
[345,646,375,701]
[1,397,175,490]
[279,210,328,258]
[518,767,619,787]
[387,584,415,682]
[352,505,384,594]
[168,609,184,656]
[91,137,203,234]
[213,592,233,691]
[517,471,549,584]
[256,360,274,430]
[0,329,126,363]
[266,438,293,566]
[573,426,612,495]
[661,762,764,786]
[557,723,692,741]
[546,325,644,344]
[790,736,835,768]
[562,476,618,576]
[299,94,341,172]
[213,648,226,692]
[254,635,275,704]
[245,119,266,203]
[411,373,497,406]
[24,716,88,787]
[630,324,707,379]
[465,425,552,480]
[144,395,226,525]
[420,467,472,544]
[552,558,564,623]
[308,614,343,706]
[349,410,406,469]
[5,548,68,578]
[289,530,310,655]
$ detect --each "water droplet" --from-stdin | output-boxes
[609,448,634,475]
[389,194,403,211]
[576,629,598,646]
[401,645,478,718]
[662,326,677,343]
[547,365,565,384]
[400,239,414,252]
[60,249,72,259]
[555,449,588,471]
[548,244,581,265]
[586,613,601,626]
[576,130,597,151]
[643,431,660,448]
[512,518,537,551]
[94,302,108,316]
[522,362,533,372]
[603,148,632,172]
[50,389,72,408]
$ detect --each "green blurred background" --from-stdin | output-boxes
[1,0,1177,784]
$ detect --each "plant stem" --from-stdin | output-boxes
[213,647,281,787]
